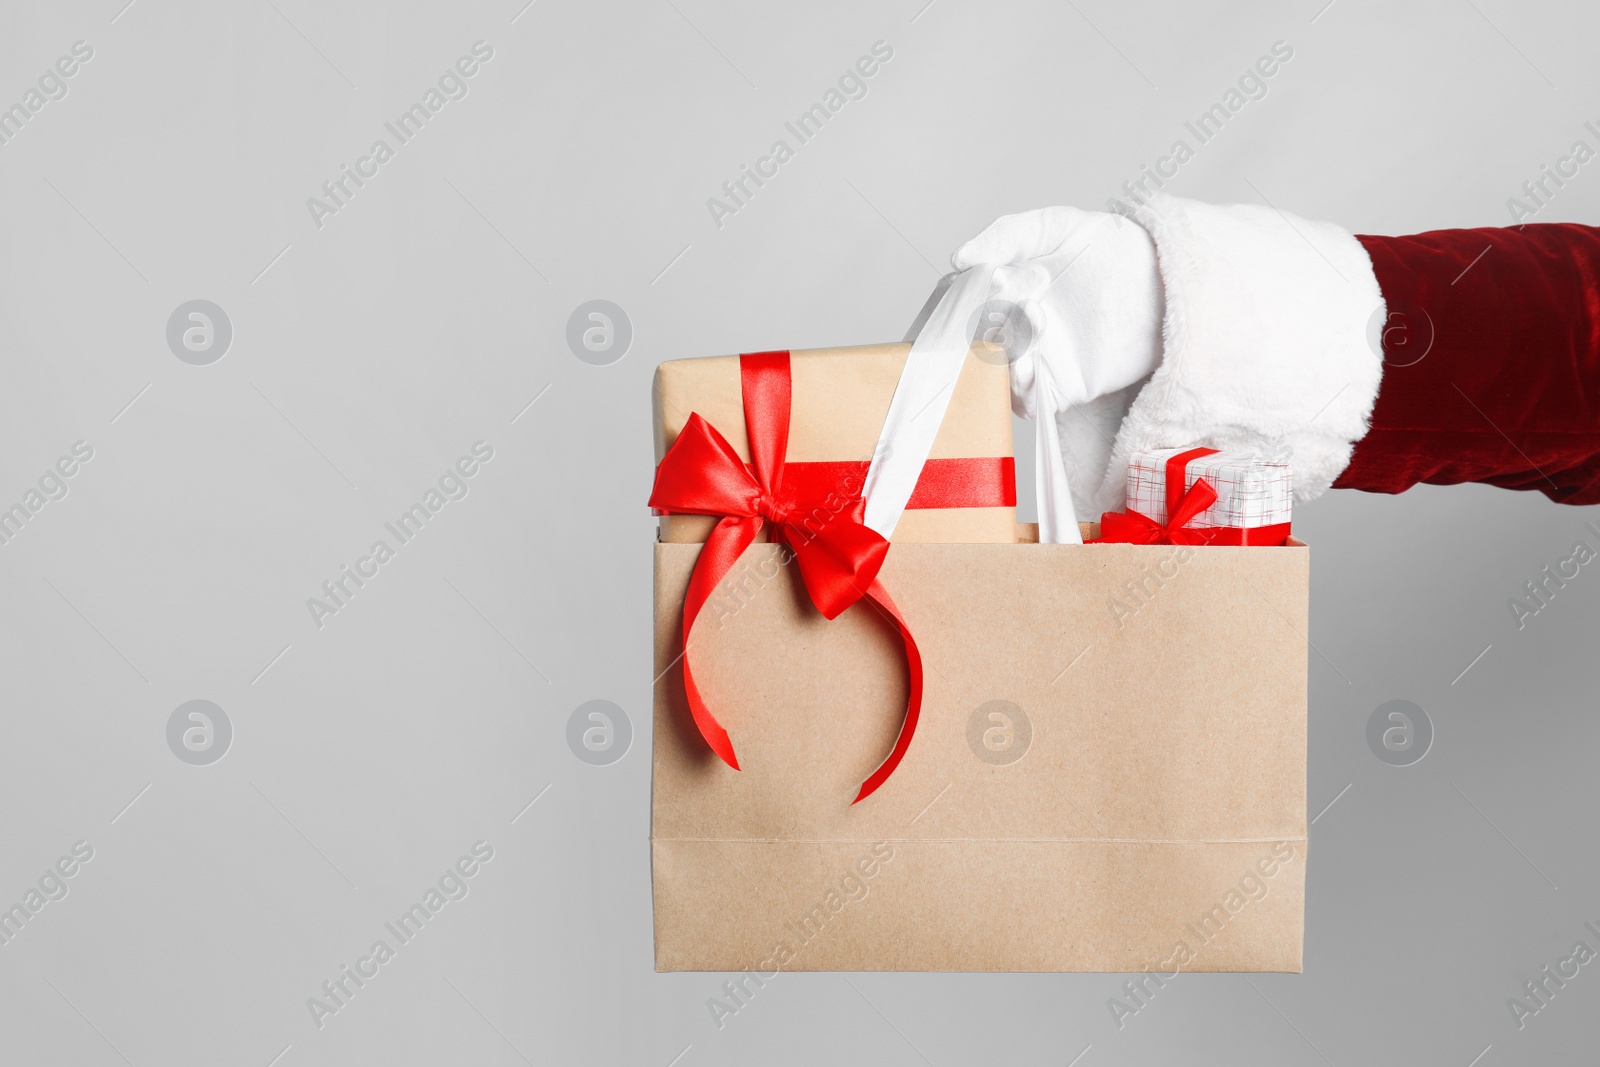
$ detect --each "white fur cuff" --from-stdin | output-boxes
[1104,192,1385,504]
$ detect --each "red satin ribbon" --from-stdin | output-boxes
[653,350,1006,803]
[655,457,1016,517]
[1092,447,1292,546]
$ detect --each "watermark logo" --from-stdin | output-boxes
[1106,544,1196,628]
[1366,699,1431,767]
[705,41,894,230]
[167,700,232,765]
[306,841,495,1029]
[1507,124,1598,225]
[308,442,495,629]
[0,841,94,948]
[967,700,1031,765]
[307,42,495,229]
[1367,300,1433,367]
[1507,917,1600,1029]
[968,298,1034,366]
[1107,40,1294,213]
[567,700,632,766]
[707,842,894,1029]
[565,300,632,366]
[166,300,233,365]
[0,40,94,149]
[1507,522,1600,630]
[0,440,94,548]
[1108,841,1297,1029]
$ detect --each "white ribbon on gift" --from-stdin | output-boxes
[862,265,1083,545]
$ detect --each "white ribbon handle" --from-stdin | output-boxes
[863,265,1082,544]
[1027,356,1080,544]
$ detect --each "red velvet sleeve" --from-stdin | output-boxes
[1334,223,1600,504]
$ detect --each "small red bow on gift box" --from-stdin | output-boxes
[1091,447,1291,546]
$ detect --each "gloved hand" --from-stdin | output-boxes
[951,207,1165,534]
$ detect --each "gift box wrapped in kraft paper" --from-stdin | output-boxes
[652,341,1016,543]
[649,344,1308,973]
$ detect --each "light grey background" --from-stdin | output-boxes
[1,0,1596,1064]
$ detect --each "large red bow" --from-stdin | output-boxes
[1093,447,1291,546]
[648,351,923,803]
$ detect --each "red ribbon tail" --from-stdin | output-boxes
[852,578,923,804]
[678,515,759,771]
[682,656,739,770]
[787,517,890,621]
[1167,476,1218,532]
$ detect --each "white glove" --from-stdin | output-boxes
[952,207,1165,536]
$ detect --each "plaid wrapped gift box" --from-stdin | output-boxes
[1127,447,1292,530]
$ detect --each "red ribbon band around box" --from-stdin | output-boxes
[1091,446,1291,547]
[648,350,1016,803]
